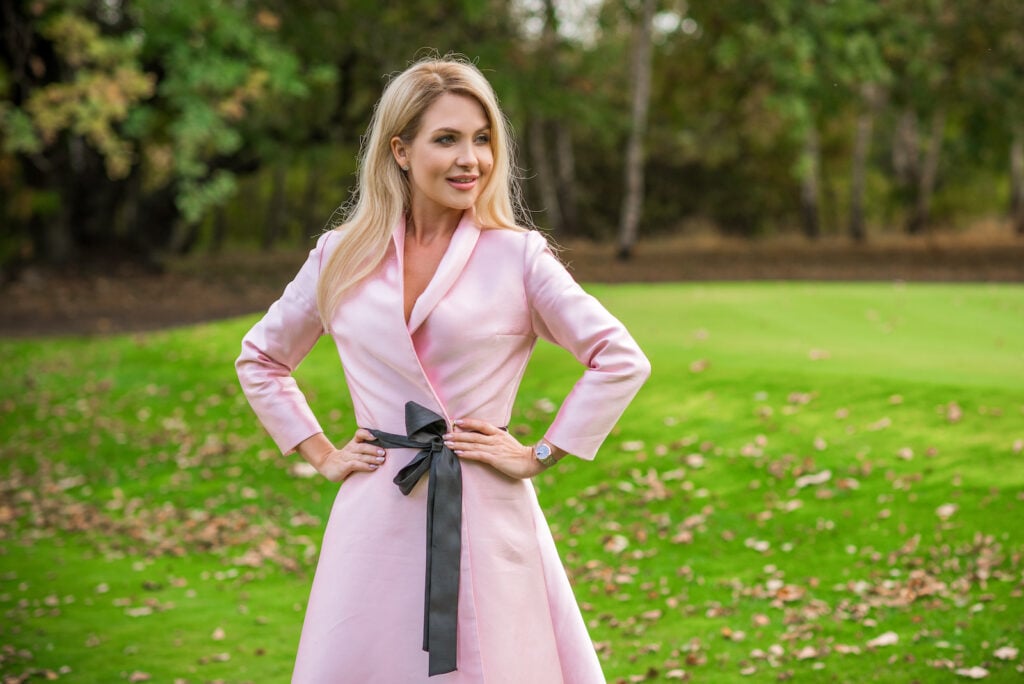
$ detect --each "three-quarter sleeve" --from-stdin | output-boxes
[235,232,332,454]
[524,231,651,460]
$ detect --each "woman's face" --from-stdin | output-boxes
[392,93,494,218]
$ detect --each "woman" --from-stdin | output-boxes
[236,56,650,683]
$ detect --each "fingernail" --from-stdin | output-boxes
[443,433,452,440]
[454,419,463,425]
[370,464,379,470]
[376,456,385,463]
[377,449,385,456]
[444,440,454,448]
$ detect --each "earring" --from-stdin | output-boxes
[402,165,409,171]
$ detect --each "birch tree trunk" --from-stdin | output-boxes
[616,0,656,260]
[892,110,919,188]
[1011,125,1024,236]
[554,121,579,236]
[906,108,945,235]
[800,124,821,239]
[849,84,878,242]
[528,118,563,233]
[526,0,564,234]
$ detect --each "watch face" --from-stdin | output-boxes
[535,443,552,461]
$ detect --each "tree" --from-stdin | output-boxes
[616,0,656,260]
[0,0,322,263]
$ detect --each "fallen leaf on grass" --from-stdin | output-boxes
[795,470,831,488]
[533,398,556,414]
[868,417,892,431]
[289,462,318,478]
[993,646,1018,660]
[955,666,989,679]
[867,631,899,648]
[935,504,958,521]
[604,535,629,554]
[795,646,818,660]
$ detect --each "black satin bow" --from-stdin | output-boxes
[368,401,461,676]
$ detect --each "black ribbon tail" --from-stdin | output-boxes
[365,401,462,676]
[426,441,461,675]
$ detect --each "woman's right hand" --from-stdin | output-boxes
[298,429,387,483]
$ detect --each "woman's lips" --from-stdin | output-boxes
[447,176,478,190]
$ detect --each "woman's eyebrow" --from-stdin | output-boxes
[430,126,491,135]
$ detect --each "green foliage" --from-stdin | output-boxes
[2,284,1023,681]
[2,0,1024,258]
[2,10,155,179]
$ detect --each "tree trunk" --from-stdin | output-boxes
[211,205,229,253]
[40,213,76,264]
[301,158,322,244]
[167,219,199,254]
[616,0,657,260]
[906,108,945,235]
[553,121,579,236]
[892,109,919,188]
[849,84,877,242]
[528,117,563,234]
[263,163,288,250]
[1011,125,1024,236]
[799,124,821,239]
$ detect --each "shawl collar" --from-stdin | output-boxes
[393,211,481,335]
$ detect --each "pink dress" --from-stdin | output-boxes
[236,212,650,683]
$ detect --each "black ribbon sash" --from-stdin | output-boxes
[368,401,461,676]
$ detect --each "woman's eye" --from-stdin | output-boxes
[435,135,455,144]
[475,134,491,144]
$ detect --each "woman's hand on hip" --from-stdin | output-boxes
[444,419,542,480]
[298,429,386,483]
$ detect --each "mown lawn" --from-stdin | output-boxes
[2,282,1023,683]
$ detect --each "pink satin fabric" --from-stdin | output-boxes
[236,213,650,683]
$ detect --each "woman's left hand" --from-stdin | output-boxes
[444,418,542,480]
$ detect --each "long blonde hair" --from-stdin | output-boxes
[316,56,531,329]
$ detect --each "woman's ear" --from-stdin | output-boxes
[390,136,409,171]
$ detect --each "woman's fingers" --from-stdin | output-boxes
[353,428,377,442]
[453,448,492,465]
[453,418,498,434]
[446,431,489,446]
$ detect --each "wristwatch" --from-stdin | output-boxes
[534,440,558,469]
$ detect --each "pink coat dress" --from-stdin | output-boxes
[236,212,651,683]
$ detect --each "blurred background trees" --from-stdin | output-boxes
[2,0,1022,268]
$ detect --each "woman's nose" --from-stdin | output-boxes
[455,142,477,168]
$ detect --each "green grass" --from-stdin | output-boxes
[2,282,1023,683]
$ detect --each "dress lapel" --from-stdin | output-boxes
[402,212,481,336]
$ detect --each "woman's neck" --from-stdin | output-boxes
[406,204,464,245]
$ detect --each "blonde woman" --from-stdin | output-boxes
[237,56,650,682]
